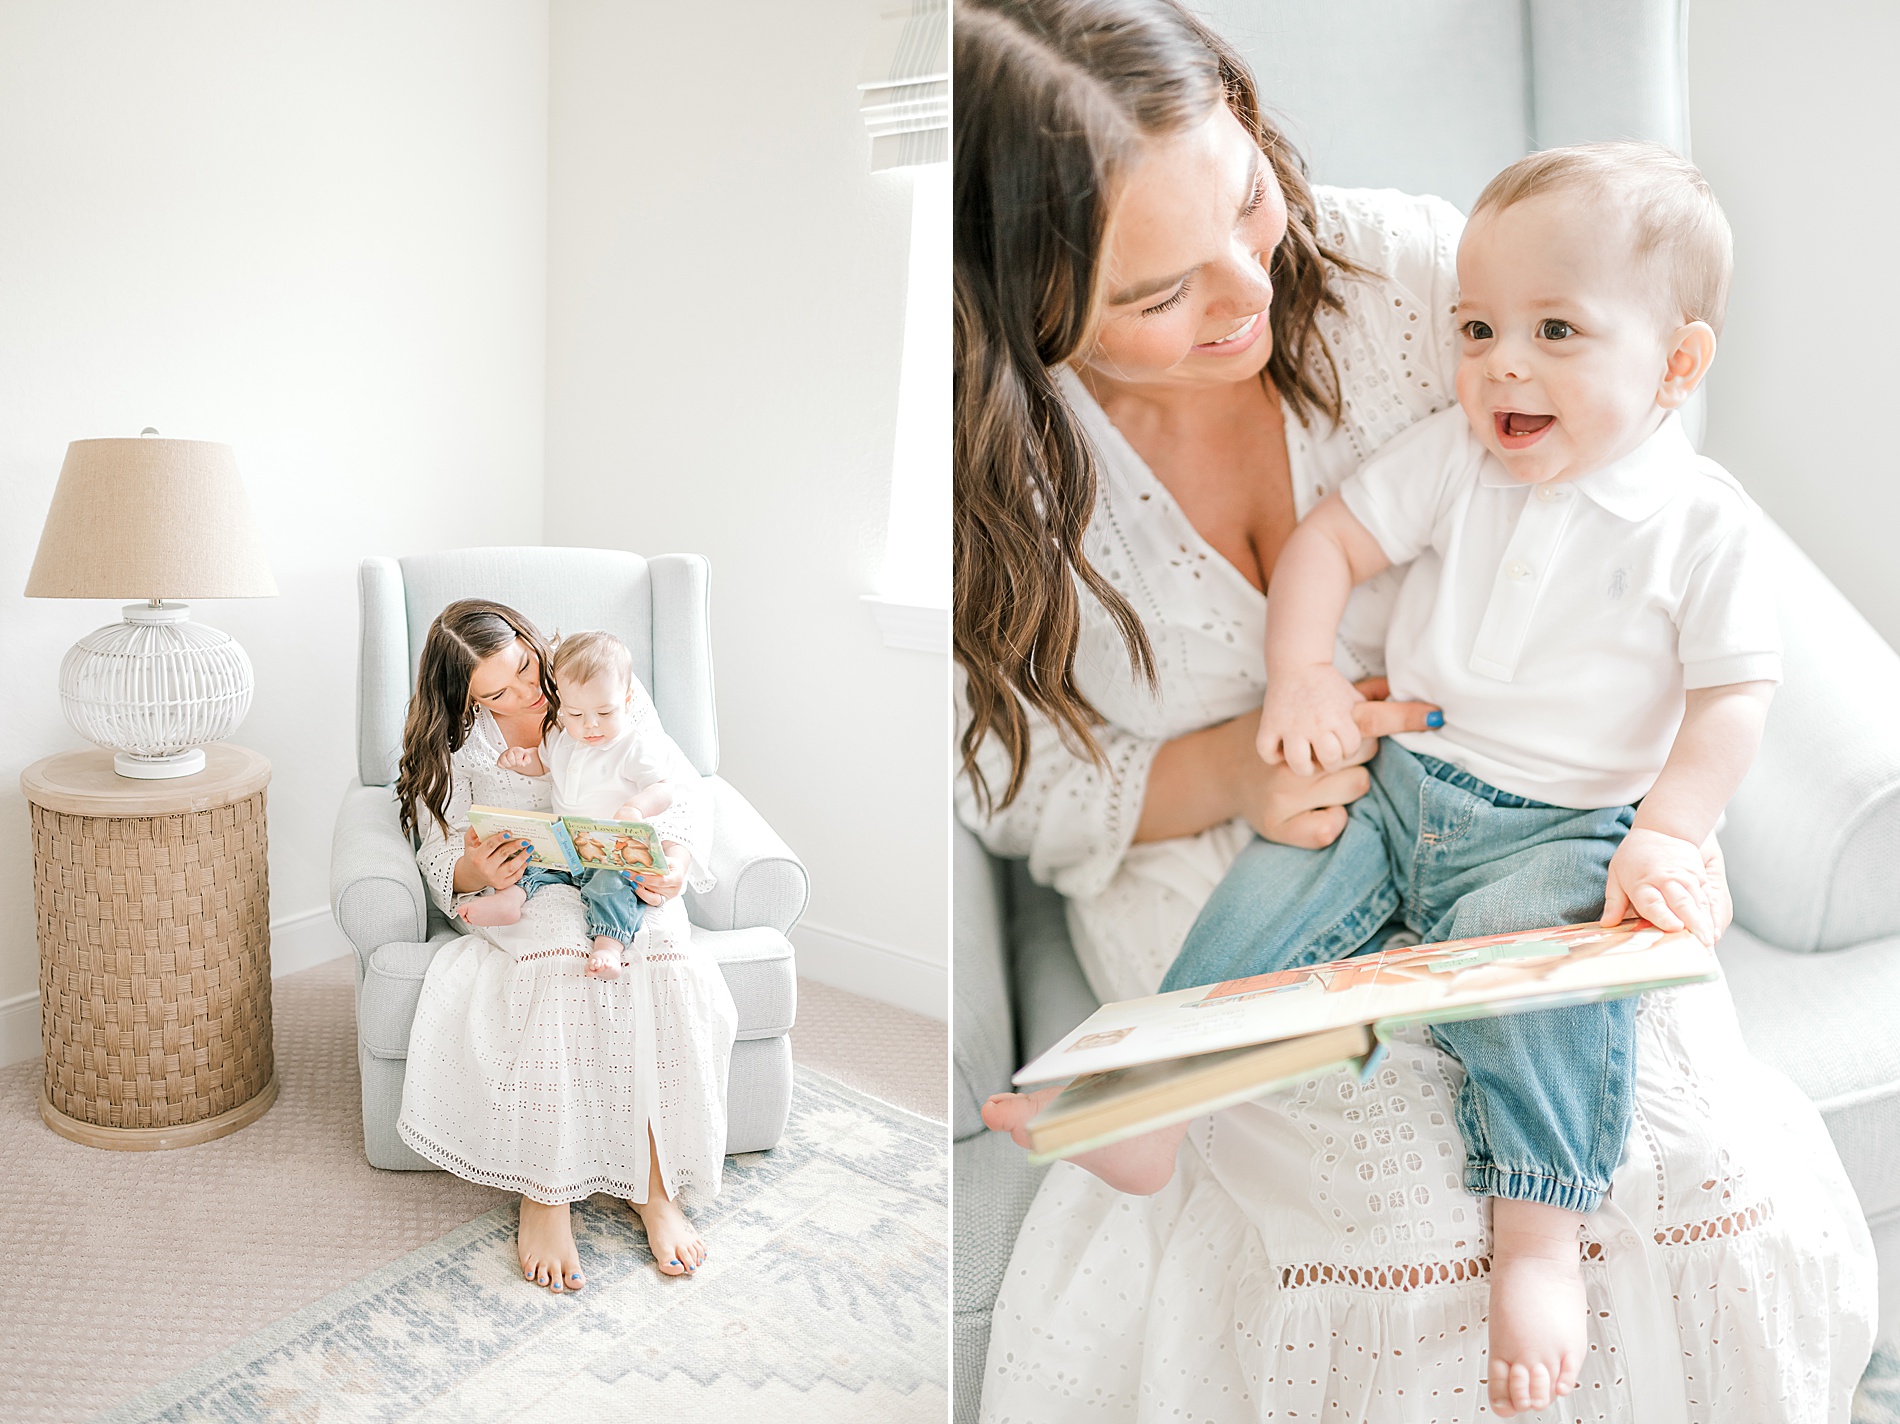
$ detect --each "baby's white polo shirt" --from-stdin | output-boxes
[1339,405,1781,810]
[544,725,668,820]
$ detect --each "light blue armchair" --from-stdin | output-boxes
[330,546,809,1169]
[952,3,1900,1417]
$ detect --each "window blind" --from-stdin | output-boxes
[859,0,948,170]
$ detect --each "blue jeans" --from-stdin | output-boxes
[521,864,647,944]
[1162,740,1636,1213]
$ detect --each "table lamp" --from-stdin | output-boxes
[24,432,278,779]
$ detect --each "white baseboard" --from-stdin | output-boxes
[791,920,947,1022]
[0,990,37,1071]
[0,905,353,1068]
[268,906,355,978]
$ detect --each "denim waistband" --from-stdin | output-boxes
[1404,748,1558,811]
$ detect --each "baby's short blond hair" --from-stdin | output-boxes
[550,629,632,690]
[1471,141,1732,336]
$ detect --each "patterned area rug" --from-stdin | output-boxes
[92,1068,946,1423]
[1860,1346,1900,1424]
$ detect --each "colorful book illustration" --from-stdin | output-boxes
[466,806,669,877]
[1013,920,1716,1164]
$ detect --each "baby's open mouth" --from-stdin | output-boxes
[1496,410,1555,440]
[1494,410,1556,450]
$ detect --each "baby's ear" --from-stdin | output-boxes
[1657,321,1717,408]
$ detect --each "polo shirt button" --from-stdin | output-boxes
[1507,561,1532,581]
[1536,486,1569,502]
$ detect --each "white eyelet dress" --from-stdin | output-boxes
[397,688,738,1207]
[960,188,1877,1423]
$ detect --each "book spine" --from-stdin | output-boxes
[549,821,583,874]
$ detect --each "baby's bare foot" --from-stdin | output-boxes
[585,936,624,979]
[517,1197,583,1293]
[982,1089,1188,1195]
[1486,1201,1586,1416]
[630,1192,706,1276]
[458,885,527,927]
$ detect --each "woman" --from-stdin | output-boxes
[954,1,1875,1418]
[394,600,738,1291]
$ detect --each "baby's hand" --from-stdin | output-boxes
[497,746,542,776]
[1603,828,1716,944]
[615,784,673,823]
[1258,664,1365,775]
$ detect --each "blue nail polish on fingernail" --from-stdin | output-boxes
[1426,710,1444,728]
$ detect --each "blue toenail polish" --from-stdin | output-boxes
[1426,710,1444,728]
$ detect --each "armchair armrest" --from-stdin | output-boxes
[331,780,430,968]
[1724,524,1900,951]
[685,776,809,935]
[954,826,1018,1140]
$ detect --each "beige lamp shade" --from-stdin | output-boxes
[24,437,278,599]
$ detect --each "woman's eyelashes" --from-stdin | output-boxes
[1142,275,1192,316]
[1241,171,1267,217]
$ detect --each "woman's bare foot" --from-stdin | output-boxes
[458,885,527,926]
[1486,1199,1586,1416]
[518,1197,584,1293]
[628,1129,706,1276]
[982,1089,1187,1195]
[586,936,624,979]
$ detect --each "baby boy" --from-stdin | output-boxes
[988,142,1779,1418]
[457,629,677,980]
[1189,140,1779,1416]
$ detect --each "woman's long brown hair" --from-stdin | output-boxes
[955,0,1359,813]
[396,599,558,841]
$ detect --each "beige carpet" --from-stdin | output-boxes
[0,954,946,1424]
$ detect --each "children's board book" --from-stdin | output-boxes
[1014,920,1715,1164]
[466,807,669,877]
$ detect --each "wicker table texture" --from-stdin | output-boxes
[23,743,277,1150]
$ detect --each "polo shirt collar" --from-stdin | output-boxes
[1475,412,1692,522]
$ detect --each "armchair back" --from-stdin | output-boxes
[1195,0,1687,210]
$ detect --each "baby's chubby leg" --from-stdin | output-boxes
[1486,1199,1587,1415]
[577,868,642,979]
[457,885,526,926]
[1415,802,1639,1418]
[988,767,1402,1197]
[585,936,625,979]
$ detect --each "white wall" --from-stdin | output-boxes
[544,0,950,1018]
[1690,2,1900,647]
[0,2,550,1055]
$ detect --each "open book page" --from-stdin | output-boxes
[466,807,582,873]
[1014,920,1716,1086]
[1024,1023,1372,1164]
[561,817,668,874]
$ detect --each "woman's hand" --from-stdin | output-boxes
[1136,679,1440,849]
[455,826,531,893]
[632,844,690,905]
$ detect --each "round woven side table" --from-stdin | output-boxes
[23,742,277,1150]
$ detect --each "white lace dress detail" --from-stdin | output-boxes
[965,187,1876,1422]
[398,699,738,1206]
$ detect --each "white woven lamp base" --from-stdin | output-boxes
[60,602,255,780]
[116,747,209,779]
